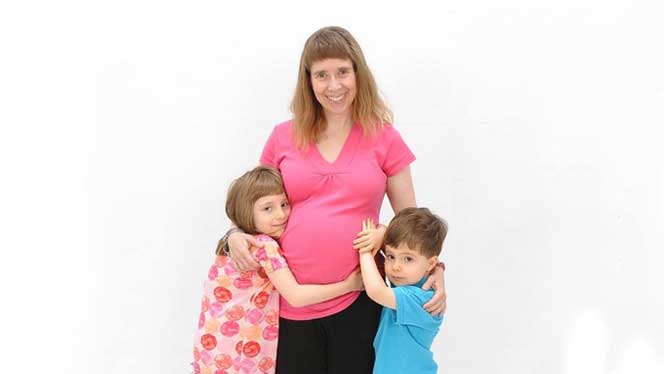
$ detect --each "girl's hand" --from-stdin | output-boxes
[422,265,446,316]
[353,219,386,256]
[345,268,365,291]
[227,231,262,271]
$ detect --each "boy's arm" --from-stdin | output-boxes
[359,251,396,309]
[267,268,363,308]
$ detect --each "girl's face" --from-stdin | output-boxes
[252,193,290,238]
[310,58,357,119]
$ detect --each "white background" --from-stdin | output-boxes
[1,1,663,373]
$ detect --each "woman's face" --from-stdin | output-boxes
[252,193,290,238]
[310,58,357,120]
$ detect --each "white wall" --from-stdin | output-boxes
[2,1,663,373]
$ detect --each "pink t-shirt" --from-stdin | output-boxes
[260,120,415,320]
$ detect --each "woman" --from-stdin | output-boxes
[227,26,447,373]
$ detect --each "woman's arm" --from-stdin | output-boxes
[386,166,416,212]
[386,166,447,315]
[227,230,261,271]
[422,265,446,314]
[267,268,363,308]
[352,168,415,252]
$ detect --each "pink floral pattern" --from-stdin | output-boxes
[193,235,287,374]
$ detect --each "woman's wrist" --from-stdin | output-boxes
[221,227,244,255]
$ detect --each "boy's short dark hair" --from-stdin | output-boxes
[383,207,448,258]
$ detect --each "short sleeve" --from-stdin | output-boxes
[381,126,416,177]
[393,286,439,331]
[252,235,288,274]
[259,126,279,168]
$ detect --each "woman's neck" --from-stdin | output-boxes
[323,113,353,134]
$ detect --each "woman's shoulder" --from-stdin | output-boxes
[265,120,294,146]
[376,122,398,136]
[365,122,404,144]
[272,119,294,134]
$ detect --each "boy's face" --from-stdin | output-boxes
[384,244,437,286]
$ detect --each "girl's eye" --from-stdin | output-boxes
[281,202,290,208]
[263,207,272,212]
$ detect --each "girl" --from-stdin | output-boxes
[192,166,363,374]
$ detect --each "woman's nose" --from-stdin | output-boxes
[328,76,341,90]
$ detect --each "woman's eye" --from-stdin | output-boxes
[315,72,327,79]
[338,69,349,76]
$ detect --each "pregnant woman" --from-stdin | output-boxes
[227,26,447,373]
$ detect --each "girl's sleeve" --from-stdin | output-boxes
[381,126,416,177]
[253,235,288,274]
[259,126,279,168]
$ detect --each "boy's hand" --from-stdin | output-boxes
[345,268,365,291]
[353,219,386,256]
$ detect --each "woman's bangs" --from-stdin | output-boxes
[304,39,352,70]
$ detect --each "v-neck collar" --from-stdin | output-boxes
[311,124,359,167]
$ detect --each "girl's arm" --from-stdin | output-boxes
[358,251,396,309]
[267,268,363,308]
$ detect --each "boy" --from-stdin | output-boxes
[357,207,448,374]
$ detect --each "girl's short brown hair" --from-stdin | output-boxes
[290,26,393,149]
[216,166,285,255]
[384,207,448,258]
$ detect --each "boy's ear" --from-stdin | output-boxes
[426,257,438,272]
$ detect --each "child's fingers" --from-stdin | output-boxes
[353,235,369,245]
[353,239,371,249]
[354,231,375,243]
[354,234,374,245]
[355,228,377,237]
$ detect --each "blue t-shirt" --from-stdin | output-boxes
[372,278,443,374]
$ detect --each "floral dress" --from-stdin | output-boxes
[193,235,287,374]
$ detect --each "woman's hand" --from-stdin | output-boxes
[422,265,446,316]
[344,268,365,291]
[227,231,262,271]
[353,219,386,256]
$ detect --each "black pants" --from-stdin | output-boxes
[276,292,382,374]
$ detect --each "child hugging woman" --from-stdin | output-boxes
[192,166,363,374]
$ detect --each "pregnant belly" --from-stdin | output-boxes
[279,212,361,285]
